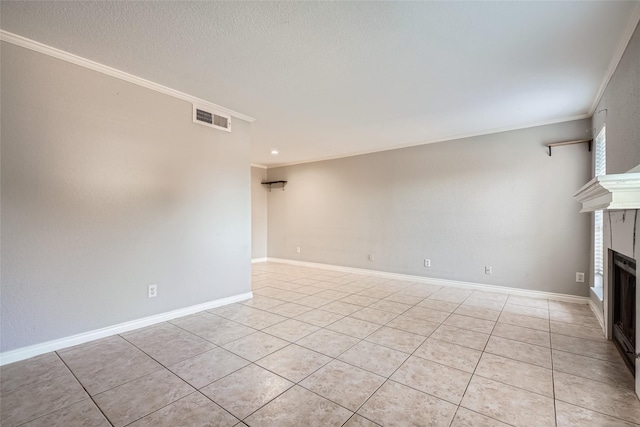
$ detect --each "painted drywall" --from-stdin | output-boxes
[267,119,592,296]
[589,21,640,312]
[593,22,640,176]
[251,166,268,259]
[0,43,252,353]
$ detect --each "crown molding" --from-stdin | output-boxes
[574,172,640,212]
[0,30,255,123]
[264,113,591,169]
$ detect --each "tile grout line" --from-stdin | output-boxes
[552,395,640,426]
[338,309,446,421]
[0,368,71,400]
[210,363,299,424]
[85,332,257,424]
[121,391,238,427]
[550,350,636,391]
[196,293,386,422]
[310,283,558,413]
[231,302,374,425]
[16,265,620,426]
[454,294,509,427]
[53,351,116,427]
[167,315,255,348]
[251,280,436,423]
[139,284,346,422]
[260,272,606,372]
[550,319,640,424]
[549,298,559,427]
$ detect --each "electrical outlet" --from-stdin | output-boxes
[296,247,301,253]
[368,254,374,261]
[576,272,585,283]
[148,284,157,298]
[485,266,492,275]
[424,259,431,267]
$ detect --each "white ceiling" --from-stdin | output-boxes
[2,1,639,167]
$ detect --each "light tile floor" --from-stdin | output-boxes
[1,262,639,426]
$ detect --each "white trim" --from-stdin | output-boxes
[265,114,590,169]
[0,30,255,123]
[589,297,605,333]
[574,173,640,212]
[0,292,253,366]
[251,257,268,263]
[588,3,640,115]
[251,164,268,169]
[264,258,590,305]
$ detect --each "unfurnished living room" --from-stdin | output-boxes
[1,1,640,426]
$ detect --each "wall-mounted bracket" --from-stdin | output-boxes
[261,180,287,192]
[546,139,592,156]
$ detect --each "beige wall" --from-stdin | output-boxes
[0,43,252,352]
[267,119,592,296]
[251,166,268,259]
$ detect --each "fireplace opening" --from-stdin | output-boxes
[610,249,636,375]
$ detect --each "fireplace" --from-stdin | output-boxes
[610,249,636,375]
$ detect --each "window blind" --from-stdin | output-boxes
[594,126,606,277]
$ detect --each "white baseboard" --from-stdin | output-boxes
[251,257,268,263]
[264,258,590,305]
[0,292,253,366]
[589,298,605,333]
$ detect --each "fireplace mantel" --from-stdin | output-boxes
[574,172,640,213]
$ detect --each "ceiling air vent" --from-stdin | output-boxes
[193,104,231,132]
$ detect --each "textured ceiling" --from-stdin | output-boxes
[1,1,639,167]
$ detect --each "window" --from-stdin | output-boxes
[593,126,606,299]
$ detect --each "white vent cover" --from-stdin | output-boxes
[193,104,231,132]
